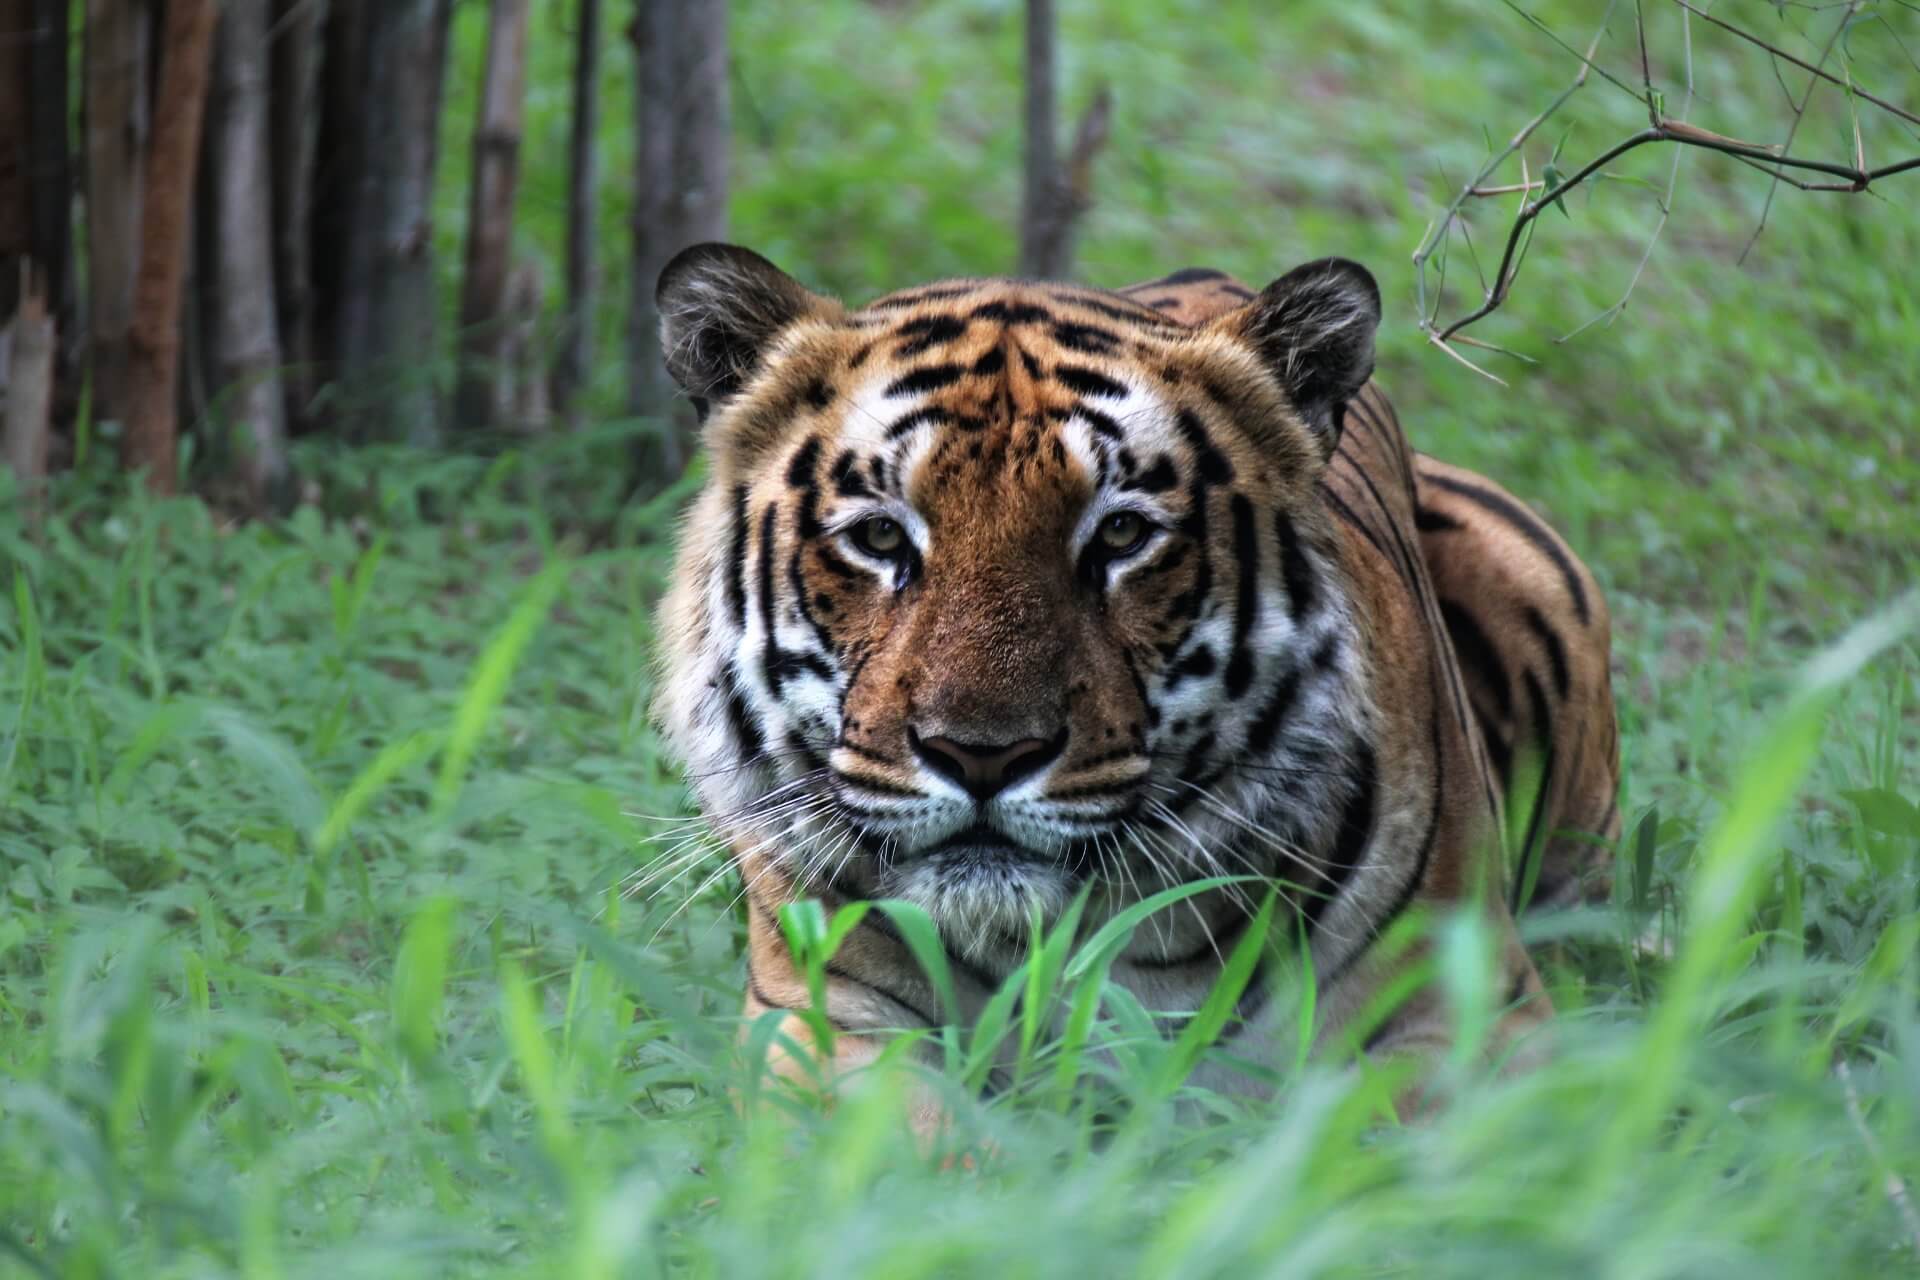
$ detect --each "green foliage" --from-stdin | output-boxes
[4,0,1919,1274]
[4,411,1916,1279]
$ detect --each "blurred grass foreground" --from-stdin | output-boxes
[4,1,1920,1276]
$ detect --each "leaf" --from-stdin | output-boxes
[1840,787,1920,838]
[1063,876,1245,983]
[1596,590,1920,1180]
[874,899,963,1072]
[873,900,959,1028]
[312,730,443,858]
[1019,888,1091,1072]
[432,558,570,820]
[331,534,389,645]
[963,954,1031,1088]
[499,959,575,1169]
[1632,804,1660,916]
[206,707,328,836]
[1542,163,1572,218]
[392,896,458,1067]
[1151,890,1277,1094]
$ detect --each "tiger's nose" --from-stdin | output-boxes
[909,727,1066,801]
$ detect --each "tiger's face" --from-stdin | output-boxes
[656,246,1383,958]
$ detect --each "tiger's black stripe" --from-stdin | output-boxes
[723,662,765,760]
[1244,663,1305,757]
[1056,365,1129,399]
[1440,599,1513,720]
[1320,484,1394,574]
[788,436,823,534]
[1507,671,1559,914]
[725,484,750,628]
[885,364,968,397]
[1342,447,1504,828]
[1273,513,1319,622]
[1424,472,1592,627]
[756,503,782,690]
[1323,679,1445,985]
[1523,606,1571,699]
[1303,744,1377,930]
[893,314,969,357]
[1225,494,1260,699]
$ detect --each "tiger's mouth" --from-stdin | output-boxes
[926,823,1029,860]
[910,822,1103,888]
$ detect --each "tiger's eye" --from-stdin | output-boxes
[1098,511,1148,553]
[855,516,905,557]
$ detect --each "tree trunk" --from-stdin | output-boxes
[552,0,601,426]
[270,0,327,430]
[628,2,673,425]
[500,257,548,431]
[27,0,75,421]
[673,3,730,307]
[454,0,532,433]
[85,0,152,431]
[123,0,218,494]
[209,0,291,511]
[311,0,365,390]
[628,0,730,478]
[342,0,453,446]
[1018,0,1060,277]
[1017,0,1110,281]
[0,0,29,319]
[3,281,54,524]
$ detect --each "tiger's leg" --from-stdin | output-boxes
[736,855,951,1140]
[1411,455,1622,910]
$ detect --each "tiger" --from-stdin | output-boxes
[652,242,1621,1113]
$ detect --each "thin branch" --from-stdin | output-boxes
[1671,0,1920,128]
[1434,122,1920,342]
[1426,332,1510,386]
[1636,0,1659,127]
[1836,1059,1920,1258]
[1504,0,1657,107]
[1558,4,1695,342]
[1411,0,1623,325]
[1423,0,1920,346]
[1453,333,1538,363]
[1740,0,1859,264]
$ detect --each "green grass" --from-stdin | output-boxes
[5,0,1920,1275]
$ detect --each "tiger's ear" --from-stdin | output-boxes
[1234,257,1380,456]
[656,243,840,409]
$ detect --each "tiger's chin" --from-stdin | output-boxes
[884,837,1078,967]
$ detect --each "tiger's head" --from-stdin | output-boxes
[655,245,1382,960]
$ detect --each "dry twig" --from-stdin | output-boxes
[1412,0,1920,373]
[1836,1058,1920,1258]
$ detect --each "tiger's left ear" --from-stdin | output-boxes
[656,243,842,414]
[1233,257,1381,457]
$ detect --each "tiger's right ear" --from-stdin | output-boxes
[1231,257,1380,459]
[656,243,841,410]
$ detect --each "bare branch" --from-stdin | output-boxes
[1671,0,1920,128]
[1418,1,1920,349]
[1412,0,1622,331]
[1836,1059,1920,1258]
[1739,0,1858,263]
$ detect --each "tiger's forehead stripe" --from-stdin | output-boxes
[816,281,1207,497]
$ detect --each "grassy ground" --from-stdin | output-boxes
[4,1,1919,1275]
